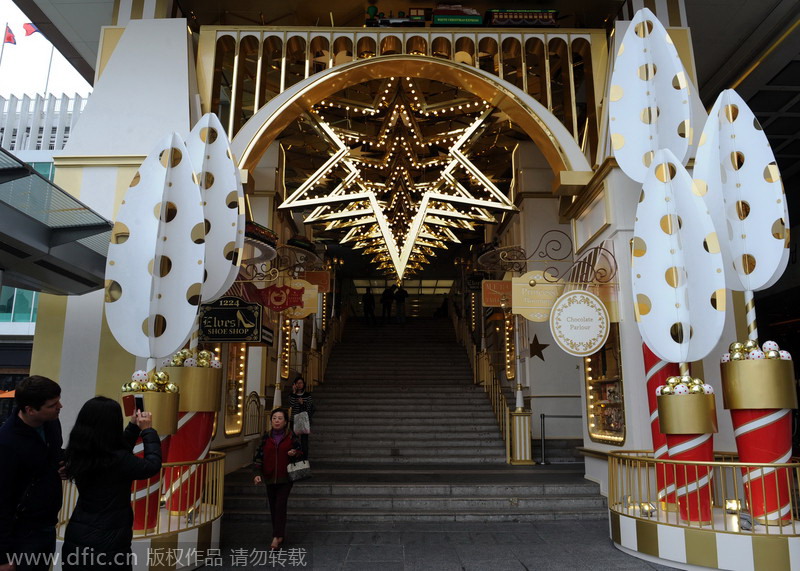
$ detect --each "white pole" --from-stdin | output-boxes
[0,23,8,70]
[43,44,54,96]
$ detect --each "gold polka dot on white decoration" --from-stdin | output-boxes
[105,133,206,360]
[631,148,726,363]
[693,88,790,293]
[608,8,696,183]
[185,113,246,304]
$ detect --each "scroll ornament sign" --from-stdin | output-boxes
[549,291,610,357]
[511,270,562,323]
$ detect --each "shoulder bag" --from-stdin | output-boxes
[287,458,311,482]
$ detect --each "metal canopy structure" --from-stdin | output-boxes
[0,148,112,295]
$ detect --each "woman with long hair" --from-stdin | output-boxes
[253,408,302,550]
[62,396,161,571]
[287,375,314,458]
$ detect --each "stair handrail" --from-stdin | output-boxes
[477,350,512,463]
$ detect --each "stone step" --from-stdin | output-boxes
[307,455,507,464]
[311,422,499,432]
[225,481,599,498]
[224,494,606,512]
[223,507,607,522]
[313,410,496,419]
[312,395,489,403]
[311,440,505,450]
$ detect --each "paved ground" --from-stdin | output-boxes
[215,519,676,570]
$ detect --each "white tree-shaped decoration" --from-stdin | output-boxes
[632,149,727,364]
[105,134,206,368]
[694,89,790,341]
[608,8,705,183]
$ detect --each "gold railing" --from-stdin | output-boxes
[58,452,226,540]
[200,25,606,151]
[304,348,324,389]
[476,350,511,463]
[609,450,800,535]
[243,391,266,436]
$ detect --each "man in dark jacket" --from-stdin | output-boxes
[0,376,63,571]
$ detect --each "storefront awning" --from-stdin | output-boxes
[0,148,112,295]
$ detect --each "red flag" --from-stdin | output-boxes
[4,26,15,45]
[23,23,40,36]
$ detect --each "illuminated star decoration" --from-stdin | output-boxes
[278,77,517,279]
[529,334,549,361]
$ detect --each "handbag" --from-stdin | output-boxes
[293,411,311,435]
[287,459,312,482]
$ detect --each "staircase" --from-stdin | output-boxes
[312,317,505,464]
[224,317,607,522]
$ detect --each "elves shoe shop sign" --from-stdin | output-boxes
[199,297,262,342]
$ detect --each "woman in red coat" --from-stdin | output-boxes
[253,408,302,550]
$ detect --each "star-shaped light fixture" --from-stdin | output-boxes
[278,77,518,279]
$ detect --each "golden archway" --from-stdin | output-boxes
[231,54,592,178]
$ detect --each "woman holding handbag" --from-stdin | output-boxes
[287,376,314,458]
[253,408,302,550]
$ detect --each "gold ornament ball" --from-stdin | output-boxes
[121,383,130,393]
[130,381,141,391]
[171,357,184,367]
[731,351,746,361]
[154,371,170,385]
[680,375,693,386]
[729,342,744,353]
[145,381,158,392]
[197,358,210,368]
[166,383,179,393]
[198,350,213,361]
[666,376,680,386]
[179,349,192,360]
[743,339,759,352]
[766,350,780,359]
[691,377,704,386]
[661,385,674,396]
[690,384,705,394]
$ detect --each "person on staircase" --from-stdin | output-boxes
[362,287,376,325]
[394,284,409,323]
[287,376,314,458]
[380,285,395,323]
[253,408,302,551]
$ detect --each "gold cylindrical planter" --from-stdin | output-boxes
[720,360,797,410]
[121,391,179,436]
[657,394,718,434]
[162,366,222,412]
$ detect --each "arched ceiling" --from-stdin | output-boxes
[232,56,590,280]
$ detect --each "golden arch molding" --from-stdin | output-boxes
[230,54,592,178]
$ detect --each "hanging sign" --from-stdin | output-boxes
[549,290,609,357]
[481,280,512,308]
[199,297,261,342]
[466,272,485,292]
[284,280,319,319]
[511,270,563,322]
[260,284,305,312]
[304,271,331,294]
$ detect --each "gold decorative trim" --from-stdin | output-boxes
[162,366,223,412]
[721,360,798,410]
[635,519,659,557]
[753,535,791,570]
[657,394,718,434]
[684,528,718,568]
[576,447,610,459]
[54,155,147,167]
[121,391,179,435]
